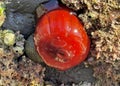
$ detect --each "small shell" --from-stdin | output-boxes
[25,34,43,63]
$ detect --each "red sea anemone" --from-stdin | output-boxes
[34,9,90,70]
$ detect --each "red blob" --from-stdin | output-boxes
[34,9,90,70]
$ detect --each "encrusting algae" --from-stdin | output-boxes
[0,1,5,27]
[0,0,120,85]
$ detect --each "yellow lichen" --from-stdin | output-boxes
[0,1,5,27]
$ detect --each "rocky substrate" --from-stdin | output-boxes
[0,0,120,86]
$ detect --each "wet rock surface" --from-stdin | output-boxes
[3,12,35,38]
[2,0,48,38]
[44,63,95,85]
[5,0,48,13]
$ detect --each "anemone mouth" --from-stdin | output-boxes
[37,34,85,64]
[44,43,71,63]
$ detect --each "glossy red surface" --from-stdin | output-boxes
[34,9,90,70]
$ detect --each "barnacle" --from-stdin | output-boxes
[61,0,86,10]
[0,30,25,57]
[0,30,15,46]
[3,30,15,46]
[13,31,25,57]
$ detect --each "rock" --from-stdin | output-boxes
[36,0,59,19]
[44,63,95,85]
[25,34,43,63]
[5,0,48,13]
[2,0,50,38]
[2,12,35,38]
